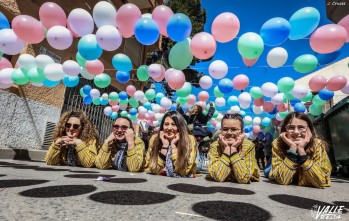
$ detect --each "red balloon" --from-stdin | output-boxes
[263,101,275,113]
[85,60,104,75]
[232,74,249,90]
[277,103,288,112]
[309,75,327,92]
[12,15,45,44]
[254,97,264,106]
[327,75,347,91]
[242,57,258,67]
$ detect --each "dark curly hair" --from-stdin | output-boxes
[53,111,99,146]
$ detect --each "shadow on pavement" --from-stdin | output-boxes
[64,174,115,179]
[69,170,100,174]
[89,190,175,205]
[19,185,97,198]
[0,179,49,188]
[34,167,71,172]
[167,183,255,195]
[108,178,147,183]
[1,165,40,170]
[192,201,271,221]
[333,201,349,210]
[0,175,6,177]
[0,161,24,166]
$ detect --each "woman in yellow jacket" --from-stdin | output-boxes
[269,112,332,188]
[145,111,197,177]
[95,116,145,172]
[208,113,260,183]
[45,111,99,168]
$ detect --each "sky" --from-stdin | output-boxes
[158,0,349,116]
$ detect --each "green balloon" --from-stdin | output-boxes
[237,32,264,59]
[137,65,149,81]
[80,88,86,97]
[279,111,289,119]
[312,95,326,106]
[309,104,322,116]
[119,99,128,106]
[214,86,224,98]
[27,68,45,83]
[176,82,192,97]
[12,69,29,85]
[120,110,128,117]
[283,91,294,101]
[277,77,295,93]
[202,110,207,115]
[92,97,100,105]
[249,87,263,99]
[94,73,111,88]
[129,97,139,108]
[293,54,318,73]
[145,89,156,100]
[109,92,119,101]
[169,38,193,70]
[76,52,86,67]
[179,96,189,106]
[130,114,137,121]
[300,90,313,102]
[0,51,3,57]
[213,110,218,118]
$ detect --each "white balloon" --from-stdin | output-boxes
[31,82,43,87]
[134,90,145,101]
[271,93,284,105]
[62,60,81,76]
[216,122,221,130]
[152,104,161,113]
[0,29,26,55]
[0,81,12,89]
[80,68,95,80]
[47,26,73,50]
[261,82,278,97]
[90,88,100,98]
[216,113,224,121]
[44,63,65,81]
[208,60,228,79]
[160,97,172,110]
[18,54,36,70]
[253,117,261,125]
[215,97,226,107]
[238,92,252,107]
[96,25,122,51]
[138,106,147,114]
[267,47,288,68]
[142,13,152,19]
[252,105,263,114]
[93,1,117,28]
[148,64,162,78]
[291,84,308,99]
[199,75,213,89]
[275,113,284,121]
[101,93,109,99]
[230,105,240,113]
[140,97,148,104]
[341,81,349,94]
[244,116,253,125]
[67,8,94,37]
[147,110,155,117]
[35,55,55,70]
[0,68,14,84]
[104,106,113,116]
[155,113,163,120]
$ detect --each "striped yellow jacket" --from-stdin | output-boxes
[45,139,98,168]
[144,134,197,176]
[95,137,145,172]
[208,139,260,183]
[269,138,332,188]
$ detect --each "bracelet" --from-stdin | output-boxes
[287,150,298,156]
[161,146,169,150]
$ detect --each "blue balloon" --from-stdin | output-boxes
[129,108,137,116]
[260,17,290,46]
[318,89,334,101]
[257,132,265,141]
[43,79,60,87]
[110,112,118,119]
[218,78,233,94]
[265,132,273,141]
[134,18,160,45]
[244,127,250,133]
[83,85,92,95]
[83,96,93,105]
[294,102,306,112]
[116,71,130,83]
[143,102,152,110]
[77,34,103,60]
[0,12,10,30]
[268,107,277,115]
[171,104,177,111]
[227,96,239,106]
[156,92,165,104]
[290,99,301,107]
[289,7,320,40]
[167,13,192,42]
[119,91,128,100]
[315,49,341,65]
[62,76,79,87]
[112,54,132,72]
[99,98,109,106]
[261,117,271,127]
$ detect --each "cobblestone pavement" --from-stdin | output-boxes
[0,160,348,221]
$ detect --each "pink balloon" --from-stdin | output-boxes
[242,57,258,67]
[138,113,145,120]
[190,32,216,59]
[310,24,347,53]
[152,5,173,37]
[67,22,79,38]
[338,15,349,42]
[277,103,288,112]
[263,102,275,113]
[153,65,165,82]
[85,60,104,75]
[39,2,67,29]
[116,3,142,38]
[254,97,264,106]
[12,15,45,44]
[196,101,206,109]
[211,12,240,43]
[112,105,120,112]
[109,100,118,106]
[309,75,327,92]
[253,125,261,134]
[126,85,137,96]
[327,75,347,91]
[167,70,185,90]
[0,57,12,70]
[232,74,249,90]
[187,94,196,105]
[198,91,209,102]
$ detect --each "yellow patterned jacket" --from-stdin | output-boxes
[45,139,98,168]
[95,137,145,172]
[144,134,197,176]
[208,139,260,183]
[269,138,332,188]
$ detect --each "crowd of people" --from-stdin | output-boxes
[45,105,332,188]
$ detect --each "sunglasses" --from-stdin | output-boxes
[113,125,129,131]
[65,123,81,130]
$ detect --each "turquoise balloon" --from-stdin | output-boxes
[145,89,156,100]
[27,68,45,83]
[76,52,86,67]
[63,75,79,87]
[43,79,60,87]
[293,54,318,73]
[109,92,119,101]
[176,82,192,97]
[309,104,322,116]
[300,90,313,102]
[11,69,29,85]
[137,65,149,81]
[214,86,224,98]
[289,7,320,40]
[261,117,271,126]
[227,96,238,106]
[249,87,263,99]
[238,32,264,59]
[169,38,193,70]
[111,112,118,119]
[94,73,111,88]
[78,34,103,60]
[112,53,132,72]
[277,77,295,93]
